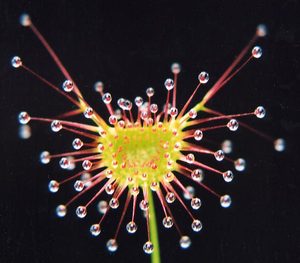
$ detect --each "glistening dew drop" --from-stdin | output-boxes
[14,13,285,262]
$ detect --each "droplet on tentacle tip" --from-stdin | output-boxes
[84,107,94,118]
[165,192,176,203]
[234,158,246,171]
[143,241,154,254]
[274,138,285,152]
[76,206,87,218]
[191,197,202,210]
[106,239,118,252]
[90,224,101,236]
[59,157,70,169]
[193,130,203,141]
[56,204,67,217]
[11,56,22,68]
[254,106,266,118]
[19,13,31,27]
[48,180,59,193]
[82,160,92,170]
[102,93,112,104]
[222,170,234,182]
[198,71,209,84]
[220,195,232,208]
[72,138,83,150]
[256,24,267,37]
[171,62,181,74]
[126,221,138,234]
[179,236,191,249]
[164,78,174,90]
[40,151,50,164]
[18,111,30,124]
[74,180,84,192]
[227,119,239,131]
[94,81,104,92]
[51,120,62,132]
[214,150,225,161]
[191,169,204,182]
[162,216,173,228]
[191,219,202,232]
[252,46,263,58]
[109,198,119,209]
[134,96,143,107]
[62,80,74,92]
[146,87,154,97]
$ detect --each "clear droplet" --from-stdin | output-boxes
[126,221,138,234]
[220,195,232,208]
[146,87,154,97]
[82,160,92,170]
[171,63,181,74]
[227,119,239,131]
[94,81,104,92]
[193,130,203,141]
[123,100,132,110]
[106,239,118,252]
[76,206,87,218]
[185,153,195,164]
[162,216,173,228]
[19,124,31,139]
[40,151,50,164]
[164,78,174,90]
[198,71,209,83]
[62,80,74,92]
[74,180,84,192]
[223,170,234,182]
[256,24,267,37]
[18,112,30,124]
[166,192,176,203]
[48,180,59,193]
[221,140,233,154]
[254,106,266,118]
[188,109,197,119]
[51,120,62,132]
[169,107,178,117]
[234,158,246,171]
[274,138,285,152]
[72,138,83,150]
[191,198,202,210]
[59,157,70,169]
[139,200,149,211]
[97,200,108,214]
[191,169,204,182]
[109,198,119,209]
[11,56,22,68]
[214,150,225,161]
[191,219,202,232]
[252,46,263,58]
[184,186,195,200]
[109,115,117,125]
[84,107,94,118]
[150,104,158,113]
[102,93,112,104]
[135,96,143,107]
[19,13,32,26]
[67,156,75,170]
[90,224,101,236]
[143,241,154,254]
[179,236,191,249]
[56,204,67,217]
[105,184,115,195]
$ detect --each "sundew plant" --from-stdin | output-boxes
[13,14,285,263]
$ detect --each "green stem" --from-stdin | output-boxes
[148,190,161,263]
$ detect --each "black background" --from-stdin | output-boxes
[1,1,299,263]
